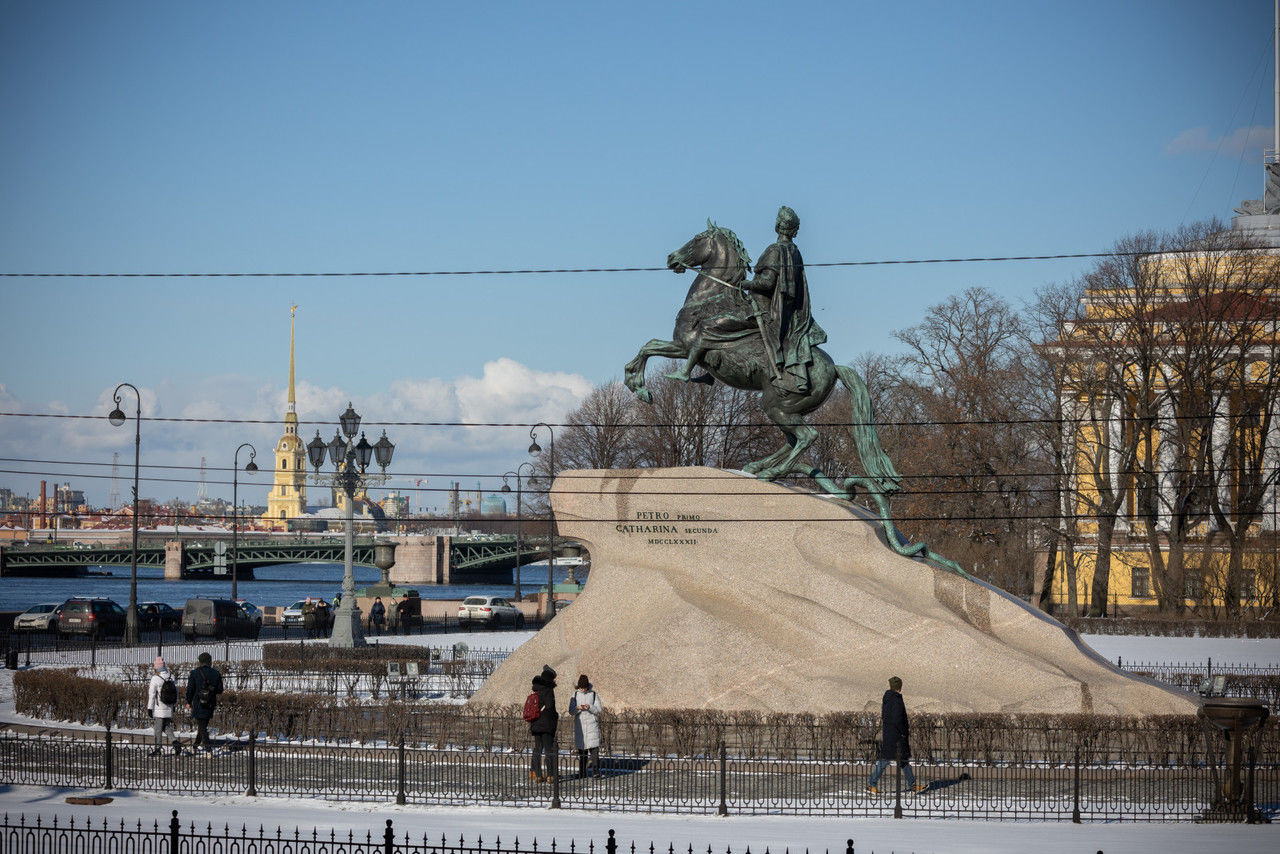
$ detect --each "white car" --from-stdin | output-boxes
[13,602,62,632]
[457,596,524,628]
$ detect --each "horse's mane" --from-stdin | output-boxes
[705,219,753,272]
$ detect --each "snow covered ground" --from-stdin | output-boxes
[0,630,1276,853]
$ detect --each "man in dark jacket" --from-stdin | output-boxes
[867,676,925,793]
[528,664,558,782]
[369,597,386,635]
[185,651,224,756]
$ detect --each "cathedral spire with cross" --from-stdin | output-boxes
[263,305,308,528]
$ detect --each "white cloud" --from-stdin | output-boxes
[0,359,592,508]
[1164,124,1271,157]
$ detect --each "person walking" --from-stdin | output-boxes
[867,676,926,794]
[528,664,558,783]
[369,596,386,635]
[569,674,603,778]
[146,656,179,756]
[185,652,224,756]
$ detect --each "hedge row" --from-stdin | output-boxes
[15,669,1277,762]
[1062,616,1280,638]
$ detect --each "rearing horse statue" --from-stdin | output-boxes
[623,220,966,576]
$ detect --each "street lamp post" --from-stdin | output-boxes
[231,443,258,601]
[527,423,558,618]
[107,382,142,645]
[502,461,535,603]
[306,403,394,648]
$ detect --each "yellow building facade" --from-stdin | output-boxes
[1049,224,1280,614]
[1047,225,1280,616]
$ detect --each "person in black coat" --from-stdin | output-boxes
[185,652,224,756]
[867,676,925,793]
[368,597,386,635]
[528,664,558,782]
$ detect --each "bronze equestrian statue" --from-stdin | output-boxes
[624,208,965,576]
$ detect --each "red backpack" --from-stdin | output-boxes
[522,691,541,723]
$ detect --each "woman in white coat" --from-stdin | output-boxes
[569,674,603,778]
[146,656,179,756]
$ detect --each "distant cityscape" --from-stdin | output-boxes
[0,480,520,540]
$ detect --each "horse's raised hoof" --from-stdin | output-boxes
[636,388,652,404]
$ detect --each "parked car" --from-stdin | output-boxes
[457,595,524,628]
[181,598,259,641]
[138,601,182,631]
[57,597,126,640]
[13,602,63,632]
[234,599,264,629]
[281,598,330,630]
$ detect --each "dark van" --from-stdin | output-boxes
[182,598,259,641]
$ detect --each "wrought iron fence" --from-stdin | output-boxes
[0,809,833,854]
[0,730,1271,822]
[1116,658,1280,711]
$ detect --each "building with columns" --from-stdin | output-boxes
[1046,198,1280,616]
[262,307,308,529]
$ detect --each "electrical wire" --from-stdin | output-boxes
[0,249,1204,279]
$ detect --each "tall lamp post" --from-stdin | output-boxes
[230,443,258,601]
[527,423,558,617]
[107,382,142,645]
[306,402,394,648]
[501,461,535,602]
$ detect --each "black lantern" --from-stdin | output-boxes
[307,431,328,471]
[373,430,395,471]
[354,432,374,471]
[107,407,127,427]
[245,458,259,474]
[327,429,346,467]
[339,402,361,439]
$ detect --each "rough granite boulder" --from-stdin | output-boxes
[468,467,1199,716]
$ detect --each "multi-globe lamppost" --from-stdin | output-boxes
[501,460,535,603]
[306,402,394,648]
[107,382,142,645]
[230,443,258,601]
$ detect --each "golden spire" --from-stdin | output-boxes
[286,305,298,428]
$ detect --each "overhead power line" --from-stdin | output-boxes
[0,249,1166,279]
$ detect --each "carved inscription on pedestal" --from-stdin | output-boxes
[614,510,719,546]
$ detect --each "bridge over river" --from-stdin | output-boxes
[0,535,559,586]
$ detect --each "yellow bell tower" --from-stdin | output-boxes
[263,306,307,528]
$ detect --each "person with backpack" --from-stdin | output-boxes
[525,664,558,783]
[569,673,603,778]
[185,651,224,756]
[146,656,179,756]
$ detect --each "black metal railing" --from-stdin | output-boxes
[0,809,807,854]
[0,731,1271,823]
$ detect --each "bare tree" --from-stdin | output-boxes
[889,287,1044,593]
[556,381,641,470]
[1062,233,1167,616]
[1023,280,1087,615]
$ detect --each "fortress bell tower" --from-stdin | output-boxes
[263,306,308,529]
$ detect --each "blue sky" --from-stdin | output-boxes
[0,1,1274,509]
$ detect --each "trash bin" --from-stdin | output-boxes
[5,648,18,670]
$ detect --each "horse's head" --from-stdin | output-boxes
[667,220,753,284]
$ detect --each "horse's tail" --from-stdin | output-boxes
[835,364,902,494]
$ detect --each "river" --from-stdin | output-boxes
[0,561,578,612]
